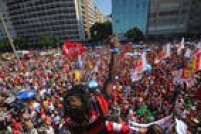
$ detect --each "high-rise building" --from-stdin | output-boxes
[187,0,201,35]
[0,0,16,40]
[5,0,86,43]
[148,0,191,35]
[106,14,112,23]
[95,6,108,23]
[112,0,200,39]
[112,0,149,38]
[83,0,97,39]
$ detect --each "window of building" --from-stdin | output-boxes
[157,17,178,24]
[159,10,179,16]
[149,12,157,17]
[181,10,189,14]
[160,2,180,9]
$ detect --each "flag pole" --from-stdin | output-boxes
[0,13,21,66]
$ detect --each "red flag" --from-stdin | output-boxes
[62,40,72,58]
[62,40,85,58]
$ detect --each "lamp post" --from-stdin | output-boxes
[0,13,21,66]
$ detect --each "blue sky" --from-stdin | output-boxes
[95,0,111,15]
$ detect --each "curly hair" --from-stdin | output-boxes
[147,124,165,134]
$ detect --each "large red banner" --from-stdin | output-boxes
[62,40,85,58]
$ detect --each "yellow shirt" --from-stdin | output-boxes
[75,70,81,81]
[43,100,48,108]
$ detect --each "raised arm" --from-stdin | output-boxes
[102,36,122,97]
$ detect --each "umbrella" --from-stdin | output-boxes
[88,80,98,89]
[16,89,36,100]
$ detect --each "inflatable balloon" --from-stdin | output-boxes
[1,53,15,60]
[16,89,36,100]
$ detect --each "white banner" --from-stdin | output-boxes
[155,43,170,64]
[173,70,195,87]
[197,41,201,49]
[166,43,171,58]
[176,118,187,134]
[129,114,173,129]
[130,69,142,82]
[177,38,185,55]
[199,53,201,70]
[142,52,148,71]
[185,48,192,58]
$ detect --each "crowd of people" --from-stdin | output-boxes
[0,38,200,134]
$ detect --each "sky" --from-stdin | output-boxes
[95,0,111,15]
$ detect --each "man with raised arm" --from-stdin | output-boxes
[62,36,147,134]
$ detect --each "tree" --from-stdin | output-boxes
[37,34,58,48]
[13,36,27,49]
[90,21,112,41]
[126,27,145,41]
[0,38,12,52]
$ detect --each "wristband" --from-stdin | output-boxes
[111,48,120,53]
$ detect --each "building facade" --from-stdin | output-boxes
[5,0,86,43]
[112,0,149,37]
[95,7,108,23]
[83,0,97,40]
[112,0,200,38]
[148,0,192,35]
[187,0,201,35]
[0,0,16,40]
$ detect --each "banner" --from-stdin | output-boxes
[142,52,148,71]
[62,40,85,58]
[155,43,170,64]
[184,48,192,58]
[182,51,201,79]
[175,118,187,134]
[130,56,143,82]
[173,70,195,87]
[130,52,151,82]
[130,69,142,82]
[199,53,201,70]
[134,58,142,70]
[129,115,173,129]
[106,121,140,133]
[166,43,171,58]
[177,38,185,55]
[197,41,201,49]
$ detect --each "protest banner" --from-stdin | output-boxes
[129,114,173,129]
[155,43,171,64]
[177,38,185,55]
[62,40,85,58]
